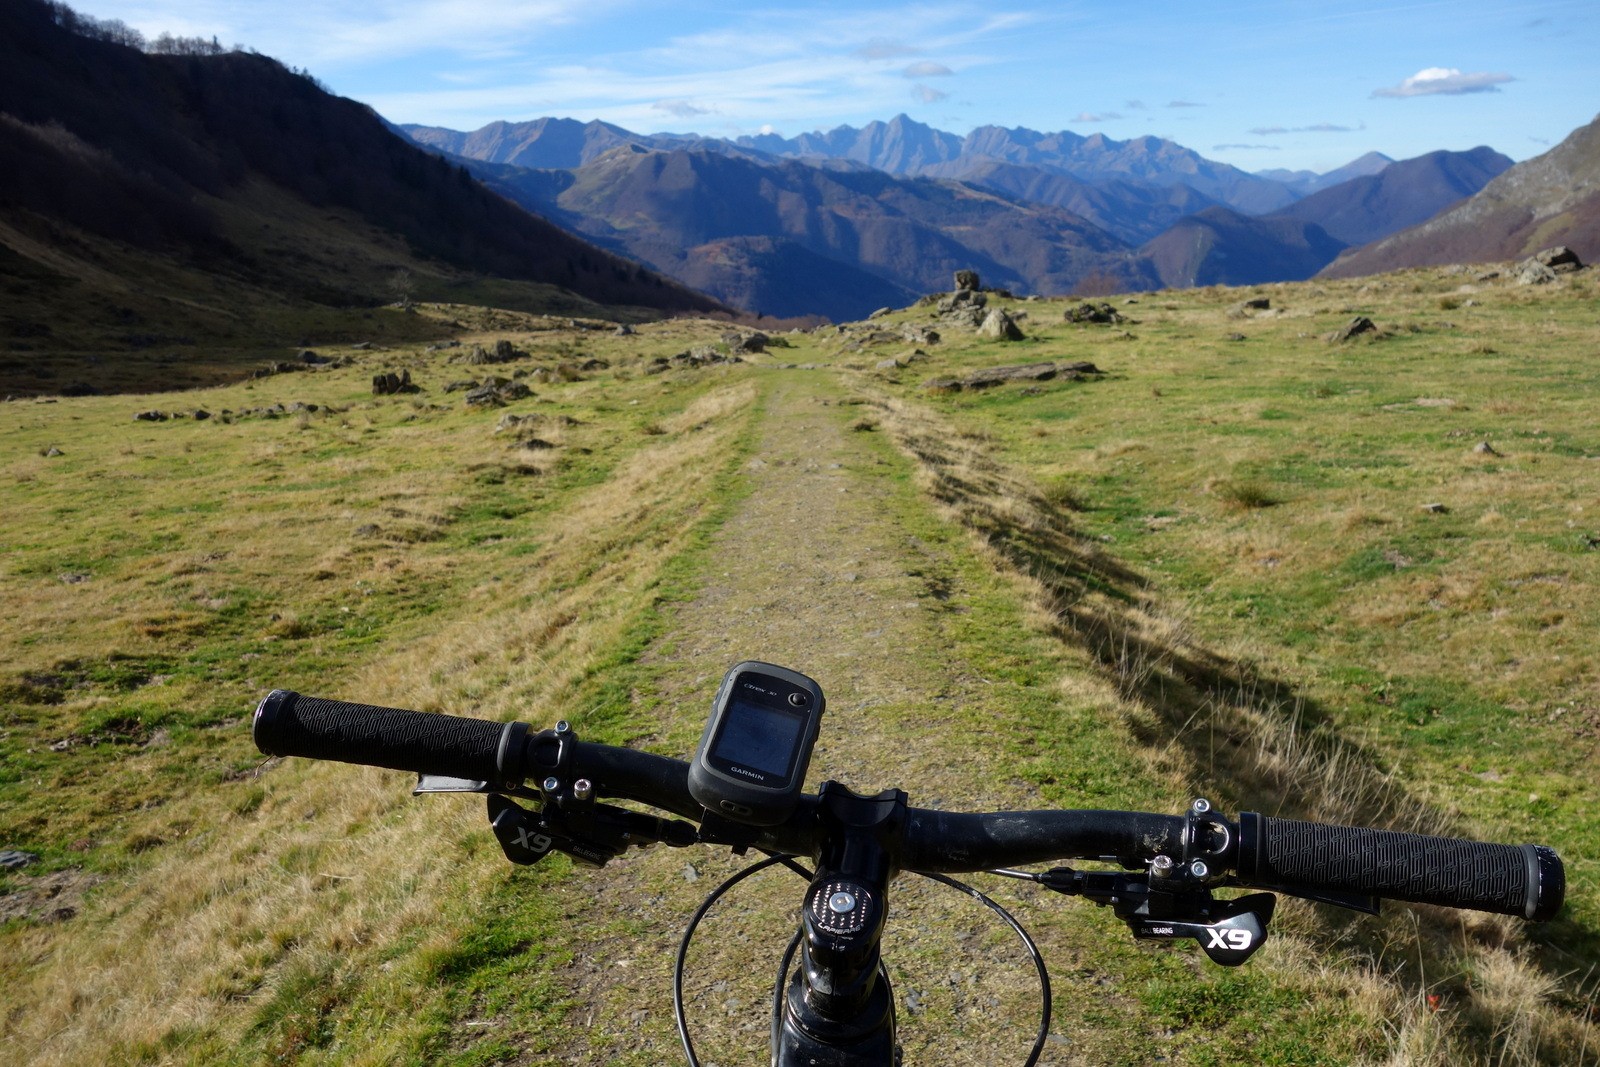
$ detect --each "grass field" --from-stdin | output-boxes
[2,269,1596,1065]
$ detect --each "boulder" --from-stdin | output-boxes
[937,289,987,315]
[978,308,1025,341]
[1533,246,1583,272]
[465,377,532,406]
[954,269,981,291]
[133,410,168,421]
[725,331,769,353]
[1516,260,1559,286]
[372,370,416,395]
[1327,316,1377,342]
[1064,302,1125,325]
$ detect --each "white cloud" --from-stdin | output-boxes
[1372,67,1514,98]
[903,61,954,78]
[653,99,711,118]
[1073,111,1122,124]
[913,84,950,104]
[1214,143,1279,151]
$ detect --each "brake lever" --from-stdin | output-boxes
[486,793,697,868]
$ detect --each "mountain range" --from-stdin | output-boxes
[404,114,1515,319]
[5,0,1595,377]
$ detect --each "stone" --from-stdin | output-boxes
[1226,332,1247,342]
[977,308,1025,341]
[1064,302,1125,325]
[937,289,987,315]
[134,410,168,421]
[869,307,893,319]
[1515,260,1558,285]
[876,358,904,370]
[902,326,940,345]
[465,377,532,406]
[1239,298,1271,311]
[614,324,635,336]
[1420,502,1449,514]
[0,850,39,870]
[961,362,1059,389]
[494,339,516,361]
[1532,246,1583,272]
[725,331,769,353]
[192,409,212,421]
[1473,441,1502,456]
[954,269,981,291]
[1328,316,1377,342]
[371,370,415,395]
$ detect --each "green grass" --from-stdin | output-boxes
[5,269,1600,1065]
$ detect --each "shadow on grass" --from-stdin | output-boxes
[872,394,1599,1066]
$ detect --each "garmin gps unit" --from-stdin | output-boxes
[688,661,825,826]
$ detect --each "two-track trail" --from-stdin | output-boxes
[538,368,1097,1066]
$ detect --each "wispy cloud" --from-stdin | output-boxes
[653,99,712,118]
[1074,111,1122,123]
[855,37,919,61]
[1248,123,1362,135]
[1167,100,1203,108]
[1214,143,1279,151]
[1372,67,1514,98]
[361,4,1034,131]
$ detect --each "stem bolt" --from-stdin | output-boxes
[573,778,593,801]
[1192,798,1212,814]
[1190,860,1210,879]
[542,776,560,794]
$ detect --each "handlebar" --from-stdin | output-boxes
[252,690,1564,922]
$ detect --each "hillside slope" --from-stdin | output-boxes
[1139,206,1346,287]
[0,0,724,393]
[1321,114,1600,278]
[1270,147,1512,247]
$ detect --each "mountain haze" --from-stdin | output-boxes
[1139,207,1346,288]
[1257,152,1394,196]
[1269,147,1513,247]
[464,144,1156,320]
[736,115,1300,214]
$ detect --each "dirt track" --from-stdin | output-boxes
[549,370,1060,1065]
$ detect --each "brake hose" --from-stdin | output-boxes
[672,856,1051,1067]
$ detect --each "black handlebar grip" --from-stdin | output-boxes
[1238,813,1564,921]
[253,690,521,784]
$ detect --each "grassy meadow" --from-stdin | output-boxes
[1,268,1597,1065]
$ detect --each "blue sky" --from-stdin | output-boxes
[82,0,1599,174]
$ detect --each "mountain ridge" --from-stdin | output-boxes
[1321,114,1600,278]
